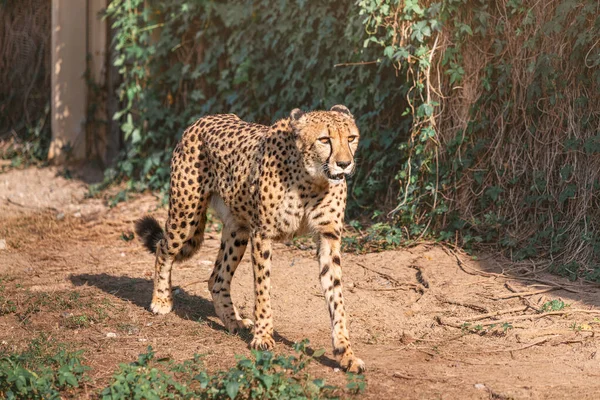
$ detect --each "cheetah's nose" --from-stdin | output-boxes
[336,161,351,169]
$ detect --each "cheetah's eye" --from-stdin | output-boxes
[348,136,357,143]
[318,137,330,144]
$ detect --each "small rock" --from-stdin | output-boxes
[138,338,148,342]
[127,326,139,335]
[120,252,126,257]
[73,212,82,218]
[145,322,153,327]
[106,332,117,338]
[0,239,6,250]
[333,368,340,373]
[199,260,213,266]
[61,312,74,319]
[474,383,486,390]
[56,212,65,221]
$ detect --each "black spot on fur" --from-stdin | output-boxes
[323,232,339,240]
[135,216,164,254]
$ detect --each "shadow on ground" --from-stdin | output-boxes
[69,273,339,369]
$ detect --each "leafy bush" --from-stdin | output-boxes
[0,336,88,399]
[359,0,600,276]
[101,341,356,399]
[105,0,407,209]
[106,0,600,278]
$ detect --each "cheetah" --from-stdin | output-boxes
[135,105,364,372]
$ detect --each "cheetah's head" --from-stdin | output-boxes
[290,105,360,185]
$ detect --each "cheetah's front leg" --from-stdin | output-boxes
[249,233,275,350]
[318,233,365,373]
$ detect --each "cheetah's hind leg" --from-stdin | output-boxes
[135,194,210,315]
[207,196,253,333]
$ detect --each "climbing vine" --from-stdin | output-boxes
[105,0,600,279]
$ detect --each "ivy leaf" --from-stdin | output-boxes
[258,374,274,389]
[226,381,239,399]
[559,185,576,204]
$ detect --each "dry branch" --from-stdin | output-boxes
[356,262,426,293]
[392,372,445,382]
[462,306,528,322]
[492,287,558,300]
[464,338,551,354]
[437,296,489,313]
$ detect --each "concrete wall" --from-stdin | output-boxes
[49,0,107,164]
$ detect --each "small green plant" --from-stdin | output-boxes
[346,372,366,394]
[0,281,16,315]
[120,231,134,242]
[570,322,583,331]
[501,322,513,332]
[109,190,128,208]
[62,315,92,329]
[102,341,359,399]
[0,335,88,399]
[541,299,568,313]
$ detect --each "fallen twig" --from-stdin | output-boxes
[392,372,444,382]
[409,264,430,288]
[354,284,414,292]
[516,328,599,342]
[463,337,551,353]
[475,309,600,327]
[442,245,585,294]
[178,279,208,290]
[437,296,489,313]
[356,262,425,293]
[492,288,558,300]
[462,306,528,322]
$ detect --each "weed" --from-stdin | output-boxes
[541,299,569,313]
[109,190,128,208]
[0,335,88,399]
[120,231,134,241]
[61,315,92,329]
[101,340,361,399]
[346,372,366,395]
[0,281,16,316]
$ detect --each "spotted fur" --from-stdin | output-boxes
[135,105,364,373]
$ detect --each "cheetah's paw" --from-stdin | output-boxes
[339,353,366,373]
[220,313,254,334]
[150,297,173,315]
[238,318,254,330]
[250,333,275,351]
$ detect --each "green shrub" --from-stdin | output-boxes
[0,336,88,399]
[101,0,600,278]
[101,341,358,399]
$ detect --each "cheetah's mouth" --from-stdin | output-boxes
[325,171,345,183]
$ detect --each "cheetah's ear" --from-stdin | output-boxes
[290,108,305,121]
[330,104,353,118]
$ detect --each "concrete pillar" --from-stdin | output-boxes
[88,0,106,85]
[87,0,109,164]
[49,0,87,163]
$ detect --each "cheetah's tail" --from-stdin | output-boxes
[135,216,164,254]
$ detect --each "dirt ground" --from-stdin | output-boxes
[2,167,600,399]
